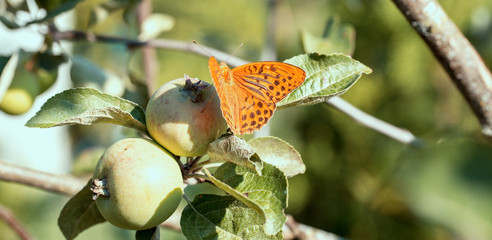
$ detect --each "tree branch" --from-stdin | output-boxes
[0,160,86,196]
[0,203,34,240]
[283,215,345,240]
[392,0,492,140]
[136,0,158,96]
[326,97,422,146]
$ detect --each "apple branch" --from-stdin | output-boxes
[392,0,492,140]
[0,160,86,196]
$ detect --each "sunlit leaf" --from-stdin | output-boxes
[248,136,304,178]
[207,134,263,175]
[278,53,372,108]
[25,87,147,133]
[181,194,282,240]
[204,169,263,217]
[206,162,288,235]
[58,180,105,240]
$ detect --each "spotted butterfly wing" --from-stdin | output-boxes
[208,56,305,135]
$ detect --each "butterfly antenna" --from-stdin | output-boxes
[192,40,214,57]
[225,43,243,64]
[201,92,216,113]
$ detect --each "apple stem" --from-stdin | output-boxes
[90,178,109,200]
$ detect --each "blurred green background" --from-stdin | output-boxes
[1,0,492,239]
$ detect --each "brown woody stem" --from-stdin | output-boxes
[392,0,492,139]
[0,204,33,240]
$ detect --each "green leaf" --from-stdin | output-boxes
[248,137,304,178]
[278,53,372,108]
[207,134,263,175]
[136,227,160,240]
[29,0,83,24]
[25,87,147,133]
[204,169,263,218]
[302,16,356,55]
[208,162,288,235]
[181,194,282,240]
[58,180,106,240]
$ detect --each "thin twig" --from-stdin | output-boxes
[283,215,345,240]
[186,173,209,180]
[0,160,86,196]
[325,97,423,146]
[50,29,420,145]
[392,0,492,140]
[187,159,211,173]
[184,156,203,175]
[0,204,34,240]
[137,0,158,96]
[50,28,249,67]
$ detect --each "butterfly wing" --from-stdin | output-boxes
[209,57,270,135]
[230,62,306,134]
[232,61,306,103]
[208,57,235,132]
[209,57,306,135]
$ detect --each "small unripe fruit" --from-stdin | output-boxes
[92,138,183,230]
[146,77,228,157]
[0,71,40,115]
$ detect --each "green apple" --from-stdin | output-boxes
[92,138,183,230]
[0,70,40,115]
[146,77,228,157]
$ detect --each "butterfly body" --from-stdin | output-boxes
[209,56,305,135]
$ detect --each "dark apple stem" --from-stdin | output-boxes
[188,156,202,168]
[175,157,186,175]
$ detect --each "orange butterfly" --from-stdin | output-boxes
[208,56,306,135]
